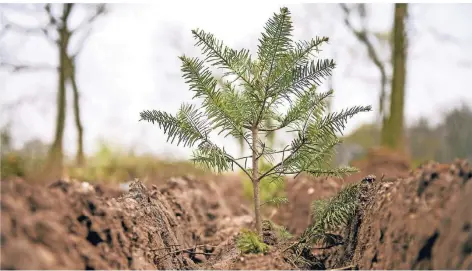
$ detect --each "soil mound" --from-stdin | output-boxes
[345,146,411,183]
[0,176,251,270]
[94,183,125,198]
[159,176,252,246]
[329,159,471,269]
[231,250,294,270]
[273,147,411,236]
[212,173,252,217]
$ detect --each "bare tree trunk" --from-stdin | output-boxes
[43,4,73,180]
[2,3,104,178]
[67,56,85,166]
[382,4,408,151]
[251,127,262,236]
[44,34,69,179]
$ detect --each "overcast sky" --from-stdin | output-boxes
[1,3,471,160]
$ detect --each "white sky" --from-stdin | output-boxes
[1,3,471,159]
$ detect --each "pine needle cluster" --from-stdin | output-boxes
[236,229,270,254]
[139,6,371,235]
[283,183,361,267]
[299,182,361,248]
[262,219,294,242]
[311,183,360,232]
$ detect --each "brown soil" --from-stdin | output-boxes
[272,176,345,236]
[214,173,252,217]
[273,147,412,236]
[1,155,471,270]
[93,182,125,199]
[344,146,411,183]
[0,176,253,270]
[231,250,294,270]
[328,159,472,270]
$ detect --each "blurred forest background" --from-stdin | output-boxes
[1,3,471,184]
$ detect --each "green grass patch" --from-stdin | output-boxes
[1,140,209,183]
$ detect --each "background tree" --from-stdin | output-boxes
[436,104,472,162]
[406,117,441,165]
[382,3,408,151]
[140,7,371,235]
[340,3,390,129]
[340,4,468,155]
[1,4,106,178]
[340,3,409,152]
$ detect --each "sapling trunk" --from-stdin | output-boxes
[251,127,262,236]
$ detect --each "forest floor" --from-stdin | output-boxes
[1,147,471,270]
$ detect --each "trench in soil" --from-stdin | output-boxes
[1,151,471,270]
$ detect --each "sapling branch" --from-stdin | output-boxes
[198,137,252,180]
[257,16,295,127]
[180,56,257,155]
[267,37,329,92]
[234,147,293,161]
[257,137,306,182]
[227,156,253,181]
[191,29,255,91]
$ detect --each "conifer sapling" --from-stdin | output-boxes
[139,7,372,236]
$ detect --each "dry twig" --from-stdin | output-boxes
[327,265,356,270]
[153,243,216,260]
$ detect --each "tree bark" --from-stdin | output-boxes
[67,56,85,166]
[44,36,67,179]
[251,127,262,236]
[382,4,408,151]
[43,4,73,180]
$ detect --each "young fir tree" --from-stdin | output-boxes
[140,7,371,235]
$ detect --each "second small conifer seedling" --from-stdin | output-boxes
[140,7,371,236]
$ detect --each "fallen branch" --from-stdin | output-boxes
[282,241,299,252]
[149,244,181,251]
[155,246,214,261]
[153,244,216,261]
